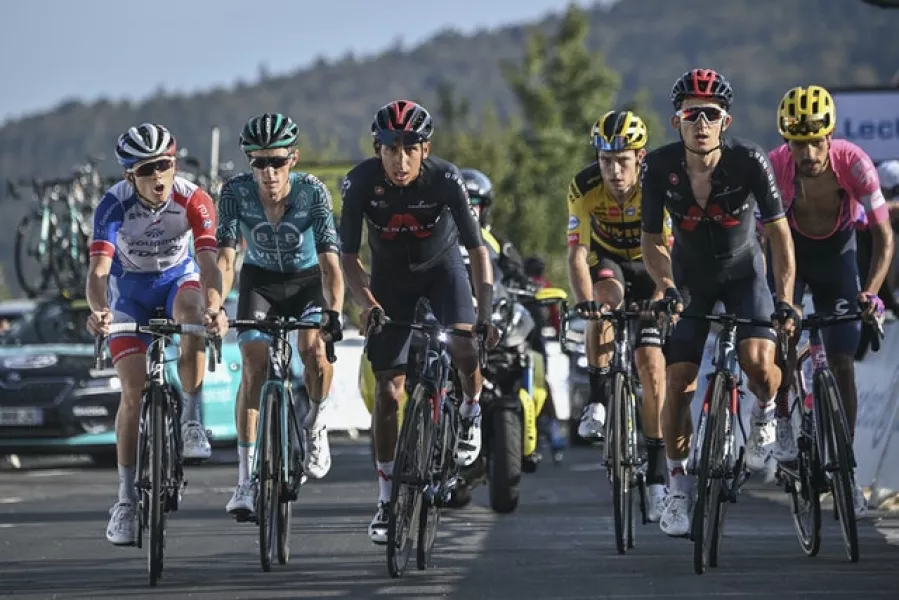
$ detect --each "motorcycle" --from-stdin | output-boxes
[560,314,593,444]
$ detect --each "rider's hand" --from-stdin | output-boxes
[771,299,801,339]
[86,308,112,336]
[204,308,228,337]
[321,309,344,343]
[477,320,501,350]
[359,303,385,335]
[859,291,885,322]
[662,287,684,316]
[573,300,603,319]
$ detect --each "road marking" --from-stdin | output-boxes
[0,497,22,504]
[26,469,76,477]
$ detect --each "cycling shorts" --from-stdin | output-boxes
[669,251,776,365]
[590,249,661,348]
[367,258,476,372]
[107,260,201,363]
[236,263,325,344]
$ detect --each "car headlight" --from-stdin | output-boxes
[73,376,121,395]
[576,355,588,369]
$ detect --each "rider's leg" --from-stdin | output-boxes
[298,328,335,479]
[578,258,624,439]
[170,280,211,460]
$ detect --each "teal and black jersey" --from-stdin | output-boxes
[217,171,340,273]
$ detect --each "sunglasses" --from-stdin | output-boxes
[374,129,427,148]
[133,158,174,177]
[249,155,292,170]
[782,117,828,137]
[592,134,629,152]
[676,105,728,123]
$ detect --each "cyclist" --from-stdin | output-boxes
[767,86,894,515]
[567,110,669,521]
[216,113,344,519]
[640,70,799,537]
[339,100,499,544]
[85,123,227,545]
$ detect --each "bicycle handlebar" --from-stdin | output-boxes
[365,310,486,370]
[800,311,884,352]
[93,321,221,372]
[229,318,337,364]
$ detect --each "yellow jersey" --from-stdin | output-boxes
[566,162,670,262]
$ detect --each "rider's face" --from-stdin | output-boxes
[788,137,830,177]
[248,148,297,200]
[597,150,645,196]
[128,157,176,205]
[671,97,731,153]
[378,142,431,187]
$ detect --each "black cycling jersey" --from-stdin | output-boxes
[339,156,484,272]
[641,137,785,271]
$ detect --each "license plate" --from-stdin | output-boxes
[0,407,44,426]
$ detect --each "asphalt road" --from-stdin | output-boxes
[1,440,898,600]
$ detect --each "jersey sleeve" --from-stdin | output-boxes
[90,191,124,258]
[186,188,218,254]
[745,144,785,224]
[338,173,364,254]
[445,168,483,249]
[639,157,666,234]
[848,149,889,225]
[566,176,592,247]
[216,179,241,250]
[309,179,340,254]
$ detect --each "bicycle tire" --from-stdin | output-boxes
[148,388,166,587]
[135,399,152,551]
[417,393,451,570]
[788,421,822,557]
[610,372,632,555]
[387,386,429,578]
[277,389,298,565]
[14,213,52,298]
[816,370,859,563]
[258,386,279,572]
[693,372,728,575]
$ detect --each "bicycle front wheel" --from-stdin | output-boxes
[258,386,280,572]
[14,213,52,298]
[277,391,299,565]
[693,372,728,575]
[417,393,452,570]
[816,370,859,563]
[148,388,166,586]
[610,372,634,555]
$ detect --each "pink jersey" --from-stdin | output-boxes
[767,139,887,239]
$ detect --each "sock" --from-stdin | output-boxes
[376,461,394,504]
[753,398,776,422]
[237,442,251,485]
[645,438,667,487]
[588,366,611,409]
[303,397,328,431]
[461,392,481,419]
[667,457,692,496]
[182,387,202,424]
[118,464,136,503]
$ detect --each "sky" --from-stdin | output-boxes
[0,0,613,124]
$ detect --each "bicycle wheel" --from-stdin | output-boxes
[816,371,859,563]
[610,372,633,555]
[277,390,298,565]
[258,386,280,572]
[693,372,728,575]
[788,417,822,557]
[417,394,452,570]
[148,388,166,587]
[388,386,429,578]
[14,213,52,298]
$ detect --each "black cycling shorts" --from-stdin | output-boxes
[590,249,661,348]
[236,264,325,342]
[669,250,776,365]
[367,258,476,372]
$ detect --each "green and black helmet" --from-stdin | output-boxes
[239,113,299,153]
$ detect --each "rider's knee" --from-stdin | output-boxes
[374,372,404,410]
[448,336,478,374]
[115,357,145,411]
[172,290,204,325]
[300,341,328,373]
[666,362,699,397]
[739,338,777,383]
[593,278,624,308]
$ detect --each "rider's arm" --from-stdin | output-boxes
[852,153,895,294]
[566,176,593,303]
[639,159,676,290]
[748,144,795,303]
[309,180,345,312]
[447,169,493,318]
[186,188,223,313]
[215,180,241,299]
[86,192,122,312]
[339,174,378,310]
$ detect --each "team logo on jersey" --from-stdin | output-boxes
[669,173,679,185]
[375,186,385,196]
[625,206,636,216]
[568,216,580,230]
[250,222,303,252]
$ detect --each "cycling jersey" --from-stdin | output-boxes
[216,171,340,273]
[339,156,483,272]
[567,161,671,261]
[641,137,785,273]
[90,177,217,276]
[768,139,888,236]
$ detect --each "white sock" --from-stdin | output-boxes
[753,399,776,422]
[237,443,251,485]
[182,388,202,424]
[304,397,328,431]
[461,393,481,419]
[118,464,136,503]
[376,461,394,504]
[666,458,692,496]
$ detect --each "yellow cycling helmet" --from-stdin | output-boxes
[777,86,836,141]
[591,111,647,152]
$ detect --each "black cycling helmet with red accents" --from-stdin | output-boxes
[371,100,434,148]
[670,69,734,111]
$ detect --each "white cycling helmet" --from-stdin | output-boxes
[115,123,177,168]
[877,159,899,192]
